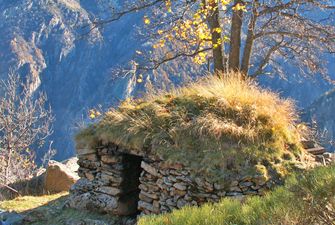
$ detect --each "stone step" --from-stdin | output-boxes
[306,147,326,155]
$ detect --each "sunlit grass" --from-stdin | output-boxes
[0,192,120,225]
[0,192,68,212]
[76,72,311,183]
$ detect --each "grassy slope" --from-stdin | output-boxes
[0,193,119,225]
[0,192,68,213]
[77,73,309,183]
[139,164,335,225]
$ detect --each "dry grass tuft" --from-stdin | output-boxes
[76,72,309,182]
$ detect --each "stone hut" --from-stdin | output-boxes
[68,142,304,216]
[68,77,318,217]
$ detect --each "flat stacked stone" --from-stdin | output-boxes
[69,142,305,217]
[137,161,273,215]
[76,147,100,181]
[68,144,140,216]
[69,143,278,216]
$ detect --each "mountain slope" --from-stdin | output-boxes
[0,0,334,160]
[0,0,144,159]
[303,88,335,151]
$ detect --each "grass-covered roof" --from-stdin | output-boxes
[76,73,310,182]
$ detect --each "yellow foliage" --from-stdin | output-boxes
[148,0,234,65]
[233,3,247,11]
[165,0,172,13]
[143,16,151,25]
[137,74,143,83]
[89,109,101,119]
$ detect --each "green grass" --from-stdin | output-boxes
[139,164,335,225]
[0,192,120,225]
[0,192,68,213]
[76,72,310,183]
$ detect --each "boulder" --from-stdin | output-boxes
[62,157,79,173]
[44,159,79,193]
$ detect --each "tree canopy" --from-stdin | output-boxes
[90,0,335,80]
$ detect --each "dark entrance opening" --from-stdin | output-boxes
[117,153,143,216]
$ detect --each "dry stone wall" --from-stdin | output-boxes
[137,161,273,215]
[68,145,142,216]
[68,143,280,217]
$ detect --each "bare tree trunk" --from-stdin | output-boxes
[241,1,258,75]
[228,0,244,72]
[0,73,53,186]
[207,1,224,74]
[5,131,13,185]
[5,146,12,185]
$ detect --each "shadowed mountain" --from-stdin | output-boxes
[303,88,335,151]
[0,0,144,159]
[0,0,334,160]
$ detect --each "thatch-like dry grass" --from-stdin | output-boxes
[76,72,309,182]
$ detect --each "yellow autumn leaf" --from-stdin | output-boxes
[89,113,96,119]
[213,27,222,33]
[221,0,231,5]
[165,0,172,13]
[233,3,247,12]
[144,16,151,25]
[158,39,166,47]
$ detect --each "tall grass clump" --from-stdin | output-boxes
[138,164,335,225]
[76,72,310,183]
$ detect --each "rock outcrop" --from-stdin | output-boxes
[0,158,79,200]
[44,159,79,193]
[303,89,335,151]
[0,0,143,160]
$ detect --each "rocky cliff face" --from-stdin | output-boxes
[303,89,335,151]
[0,0,144,159]
[0,0,334,160]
